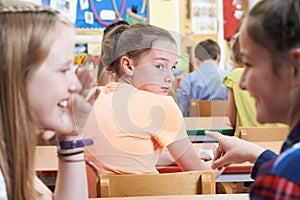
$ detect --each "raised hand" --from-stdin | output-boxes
[41,68,100,140]
[69,67,100,135]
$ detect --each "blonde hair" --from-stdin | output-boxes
[0,2,73,199]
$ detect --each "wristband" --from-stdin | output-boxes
[57,138,94,150]
[57,147,84,156]
[58,154,86,162]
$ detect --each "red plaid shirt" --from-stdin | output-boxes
[250,121,300,199]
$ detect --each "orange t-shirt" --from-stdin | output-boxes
[84,82,188,174]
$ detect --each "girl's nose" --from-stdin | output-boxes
[165,68,175,82]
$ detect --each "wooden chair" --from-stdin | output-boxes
[190,100,227,117]
[99,170,216,197]
[237,126,289,142]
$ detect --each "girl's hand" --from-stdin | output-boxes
[41,68,100,140]
[66,68,100,135]
[205,131,265,170]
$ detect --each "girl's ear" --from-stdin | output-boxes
[291,49,300,87]
[215,54,221,64]
[120,56,134,76]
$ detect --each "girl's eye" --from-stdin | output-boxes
[243,62,251,68]
[60,67,71,73]
[155,64,164,69]
[171,65,176,71]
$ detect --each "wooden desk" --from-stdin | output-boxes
[89,193,249,200]
[157,141,282,182]
[35,141,282,187]
[184,117,232,131]
[35,146,57,187]
[200,141,281,182]
[35,141,282,174]
[184,117,234,142]
[35,146,57,172]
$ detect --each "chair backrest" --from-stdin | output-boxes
[190,100,227,117]
[237,126,289,142]
[99,170,216,197]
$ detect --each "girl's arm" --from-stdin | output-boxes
[167,138,223,177]
[54,151,87,200]
[227,88,237,128]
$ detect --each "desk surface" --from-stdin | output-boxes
[35,146,57,172]
[35,142,282,187]
[35,141,282,173]
[184,117,234,136]
[89,193,249,200]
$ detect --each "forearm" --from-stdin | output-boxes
[175,145,223,177]
[168,138,223,177]
[227,88,236,127]
[54,152,88,200]
[246,142,266,164]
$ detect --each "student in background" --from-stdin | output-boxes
[83,23,222,177]
[0,2,98,199]
[223,36,286,136]
[177,39,229,116]
[206,0,300,198]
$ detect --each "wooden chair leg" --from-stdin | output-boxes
[236,182,244,193]
[216,182,234,194]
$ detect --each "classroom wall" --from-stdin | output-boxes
[148,0,179,33]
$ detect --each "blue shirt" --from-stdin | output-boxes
[176,62,229,116]
[250,120,300,199]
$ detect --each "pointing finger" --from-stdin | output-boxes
[205,130,223,142]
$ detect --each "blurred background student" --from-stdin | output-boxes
[177,39,229,116]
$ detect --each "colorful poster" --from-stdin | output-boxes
[42,0,78,23]
[191,0,217,35]
[75,0,148,29]
[42,0,148,28]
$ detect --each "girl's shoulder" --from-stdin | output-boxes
[272,142,300,184]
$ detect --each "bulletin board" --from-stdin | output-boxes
[191,0,217,35]
[179,0,219,73]
[42,0,148,29]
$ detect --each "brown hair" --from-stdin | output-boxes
[101,23,176,76]
[194,39,220,62]
[243,0,300,75]
[231,36,243,68]
[0,2,72,199]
